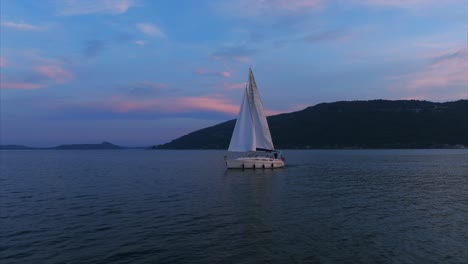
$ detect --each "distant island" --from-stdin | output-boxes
[154,100,468,149]
[0,142,124,150]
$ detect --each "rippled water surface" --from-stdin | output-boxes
[1,149,467,263]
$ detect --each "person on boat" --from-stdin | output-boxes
[274,152,278,159]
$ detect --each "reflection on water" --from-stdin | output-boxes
[1,149,467,263]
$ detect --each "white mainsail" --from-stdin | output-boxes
[228,86,255,151]
[228,69,274,152]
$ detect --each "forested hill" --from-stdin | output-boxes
[153,100,468,149]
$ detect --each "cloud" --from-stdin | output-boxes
[48,90,293,120]
[431,49,466,66]
[69,95,241,116]
[135,40,146,46]
[57,0,137,16]
[0,57,6,67]
[211,46,257,63]
[176,96,240,115]
[408,48,466,91]
[136,23,165,38]
[83,40,105,57]
[194,68,232,78]
[389,46,467,100]
[165,96,291,116]
[0,82,46,90]
[87,94,293,117]
[35,65,74,84]
[1,21,44,31]
[0,52,74,90]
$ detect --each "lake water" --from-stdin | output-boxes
[1,149,467,263]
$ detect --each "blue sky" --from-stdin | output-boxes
[1,0,467,146]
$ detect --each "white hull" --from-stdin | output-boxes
[225,157,285,169]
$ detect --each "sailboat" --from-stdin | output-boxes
[225,68,285,169]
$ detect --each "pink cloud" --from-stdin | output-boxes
[1,55,74,91]
[177,96,239,115]
[407,73,464,91]
[407,48,466,91]
[107,95,300,117]
[35,65,74,84]
[0,82,46,90]
[68,96,158,113]
[64,89,295,117]
[1,21,44,31]
[88,95,241,115]
[389,46,467,100]
[110,99,157,113]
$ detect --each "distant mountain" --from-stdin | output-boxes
[154,100,468,149]
[54,141,123,150]
[0,142,124,150]
[0,145,35,150]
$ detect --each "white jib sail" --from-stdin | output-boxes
[247,69,274,151]
[228,69,274,152]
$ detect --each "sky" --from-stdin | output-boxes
[0,0,467,147]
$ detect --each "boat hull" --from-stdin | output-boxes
[225,157,285,169]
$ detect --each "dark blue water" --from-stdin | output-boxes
[1,150,467,263]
